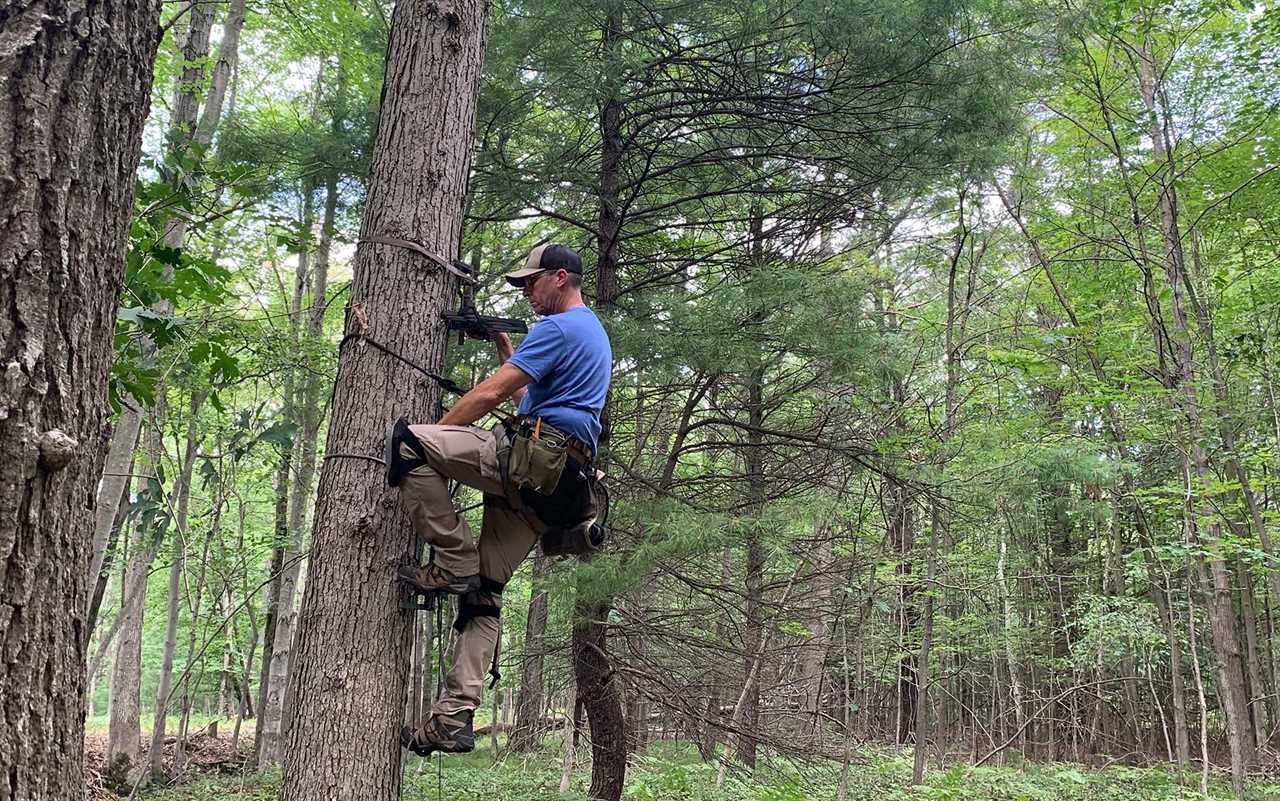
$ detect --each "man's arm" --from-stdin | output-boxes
[491,332,527,406]
[438,362,531,426]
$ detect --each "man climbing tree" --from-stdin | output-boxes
[393,243,612,755]
[278,0,493,797]
[0,0,162,797]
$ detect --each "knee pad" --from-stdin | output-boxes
[385,416,429,487]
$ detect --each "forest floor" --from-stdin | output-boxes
[81,722,1279,801]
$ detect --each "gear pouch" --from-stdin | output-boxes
[507,423,568,495]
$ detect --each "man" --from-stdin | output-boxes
[386,243,612,756]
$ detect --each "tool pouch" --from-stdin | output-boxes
[500,419,609,557]
[506,419,568,495]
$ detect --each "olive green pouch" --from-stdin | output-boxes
[507,426,567,495]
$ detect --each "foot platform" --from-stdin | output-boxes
[400,589,442,612]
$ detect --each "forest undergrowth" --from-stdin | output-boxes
[117,736,1278,801]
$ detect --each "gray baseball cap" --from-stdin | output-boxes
[505,244,583,287]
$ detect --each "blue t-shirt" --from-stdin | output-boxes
[508,306,612,452]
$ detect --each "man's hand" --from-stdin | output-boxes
[492,332,515,364]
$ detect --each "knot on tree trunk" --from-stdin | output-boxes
[39,428,79,470]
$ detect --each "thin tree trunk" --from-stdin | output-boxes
[1134,45,1254,791]
[279,0,488,795]
[89,413,141,627]
[146,391,206,776]
[570,3,629,794]
[106,425,163,772]
[560,695,582,793]
[255,451,290,765]
[194,0,247,148]
[174,510,215,775]
[259,178,314,766]
[511,554,551,752]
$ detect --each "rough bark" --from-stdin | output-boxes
[278,0,488,796]
[0,0,161,793]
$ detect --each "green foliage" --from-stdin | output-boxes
[133,744,1266,800]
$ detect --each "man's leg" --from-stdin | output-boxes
[395,424,505,588]
[403,497,541,754]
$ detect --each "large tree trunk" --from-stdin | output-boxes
[278,0,488,796]
[0,0,161,793]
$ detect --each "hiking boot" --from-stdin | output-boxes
[396,563,481,596]
[401,711,475,757]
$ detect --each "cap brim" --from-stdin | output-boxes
[504,266,544,287]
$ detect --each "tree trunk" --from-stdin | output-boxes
[799,522,833,731]
[1133,45,1254,791]
[511,553,551,752]
[194,0,247,148]
[259,179,315,766]
[573,592,628,799]
[569,2,628,795]
[88,412,141,625]
[278,0,488,796]
[254,543,284,760]
[0,0,161,793]
[146,391,205,776]
[88,457,134,640]
[106,519,145,769]
[106,424,163,772]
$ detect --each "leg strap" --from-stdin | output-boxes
[387,417,430,487]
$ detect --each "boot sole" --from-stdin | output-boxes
[396,566,481,596]
[400,725,475,756]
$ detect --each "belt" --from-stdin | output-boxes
[514,416,594,464]
[565,438,593,466]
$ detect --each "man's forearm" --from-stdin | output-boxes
[438,386,504,426]
[494,336,527,406]
[438,362,531,426]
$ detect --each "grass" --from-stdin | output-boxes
[133,736,1280,801]
[85,712,244,737]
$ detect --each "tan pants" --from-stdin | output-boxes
[398,424,541,719]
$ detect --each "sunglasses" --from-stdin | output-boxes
[523,269,560,289]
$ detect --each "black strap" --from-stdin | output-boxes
[388,417,430,487]
[479,576,506,595]
[339,333,469,396]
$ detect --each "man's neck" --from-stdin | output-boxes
[553,292,587,315]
